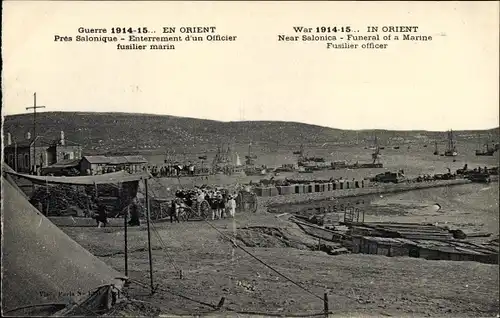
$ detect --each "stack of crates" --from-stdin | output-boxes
[269,187,279,196]
[295,184,305,194]
[314,184,321,192]
[254,187,271,197]
[339,181,345,190]
[327,182,333,191]
[362,179,370,188]
[307,183,316,193]
[278,185,295,195]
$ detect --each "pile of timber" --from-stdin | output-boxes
[31,184,92,216]
[347,222,454,241]
[291,216,347,243]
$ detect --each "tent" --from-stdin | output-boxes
[1,173,126,316]
[5,169,150,186]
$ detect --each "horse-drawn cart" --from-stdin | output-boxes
[152,197,212,221]
[149,187,258,222]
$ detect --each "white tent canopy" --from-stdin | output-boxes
[1,173,126,315]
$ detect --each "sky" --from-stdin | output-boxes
[2,1,499,131]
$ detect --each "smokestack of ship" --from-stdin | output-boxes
[60,131,65,146]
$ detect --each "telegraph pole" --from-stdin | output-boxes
[26,93,46,175]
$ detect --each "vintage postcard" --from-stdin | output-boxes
[2,1,499,317]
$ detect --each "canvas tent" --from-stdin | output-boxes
[1,171,127,316]
[5,169,150,186]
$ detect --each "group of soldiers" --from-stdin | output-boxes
[92,187,239,227]
[170,187,238,222]
[148,164,204,178]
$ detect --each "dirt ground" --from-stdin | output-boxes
[62,198,499,317]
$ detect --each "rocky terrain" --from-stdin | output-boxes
[4,112,498,154]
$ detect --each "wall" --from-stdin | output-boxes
[4,146,32,173]
[29,146,54,171]
[80,159,92,175]
[55,145,83,162]
[259,179,472,208]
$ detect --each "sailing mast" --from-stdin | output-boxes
[476,133,495,156]
[475,134,482,155]
[245,143,256,165]
[444,129,457,156]
[371,136,380,164]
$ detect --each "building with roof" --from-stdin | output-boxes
[3,131,83,174]
[80,155,110,175]
[80,155,148,175]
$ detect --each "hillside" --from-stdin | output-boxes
[3,112,499,154]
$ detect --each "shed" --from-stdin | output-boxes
[80,156,110,175]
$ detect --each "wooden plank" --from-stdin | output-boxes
[402,235,454,241]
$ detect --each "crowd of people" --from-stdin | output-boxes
[170,187,238,222]
[91,185,242,228]
[149,164,211,178]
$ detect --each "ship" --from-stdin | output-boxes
[232,152,245,174]
[292,144,303,155]
[296,145,329,170]
[244,143,267,176]
[444,130,458,157]
[355,136,383,168]
[212,144,231,173]
[368,135,383,167]
[368,135,381,150]
[475,135,496,156]
[364,143,383,168]
[433,141,439,155]
[330,136,383,170]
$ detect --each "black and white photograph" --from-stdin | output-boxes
[2,1,499,317]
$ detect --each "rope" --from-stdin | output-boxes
[129,279,332,317]
[149,221,181,272]
[2,303,67,315]
[45,177,50,215]
[108,175,324,304]
[129,278,217,309]
[148,176,323,301]
[200,215,324,301]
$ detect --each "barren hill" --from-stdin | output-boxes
[3,112,499,154]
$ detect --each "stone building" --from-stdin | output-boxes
[3,131,83,174]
